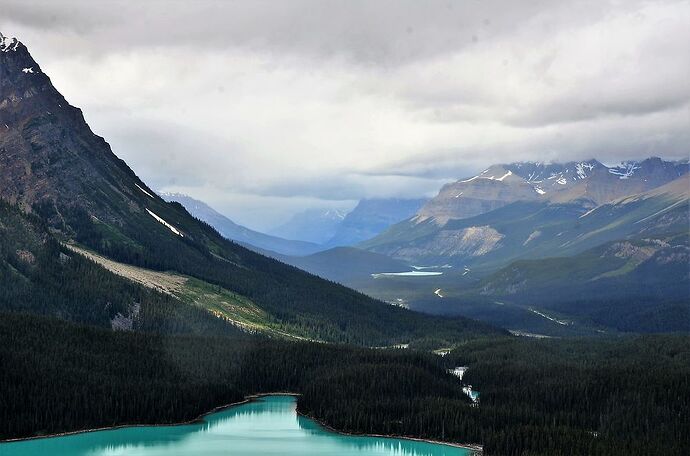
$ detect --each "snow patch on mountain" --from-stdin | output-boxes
[575,162,595,179]
[528,308,570,326]
[608,162,641,179]
[146,208,184,237]
[496,170,512,181]
[460,169,512,183]
[323,209,347,220]
[135,183,155,199]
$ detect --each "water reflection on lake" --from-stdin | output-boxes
[0,395,471,456]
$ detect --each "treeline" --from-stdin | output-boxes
[0,313,467,440]
[1,312,688,456]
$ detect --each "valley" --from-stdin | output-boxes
[159,158,688,338]
[0,13,688,456]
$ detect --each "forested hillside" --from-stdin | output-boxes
[0,201,242,335]
[452,336,690,455]
[1,313,688,456]
[0,200,502,345]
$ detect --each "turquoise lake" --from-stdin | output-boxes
[0,395,473,456]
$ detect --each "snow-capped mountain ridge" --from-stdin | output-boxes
[608,161,642,179]
[411,157,687,225]
[0,33,20,53]
[504,159,604,185]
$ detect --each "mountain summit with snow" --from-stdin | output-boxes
[0,32,20,53]
[414,157,687,224]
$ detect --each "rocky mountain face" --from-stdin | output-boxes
[416,158,688,226]
[326,198,427,246]
[523,158,689,205]
[160,192,322,256]
[363,170,689,269]
[0,32,156,230]
[416,165,542,225]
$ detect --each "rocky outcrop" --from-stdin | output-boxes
[388,225,503,262]
[416,166,542,225]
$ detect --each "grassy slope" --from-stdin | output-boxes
[69,244,327,340]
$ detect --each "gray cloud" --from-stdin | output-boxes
[1,0,688,229]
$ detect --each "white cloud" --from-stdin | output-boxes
[1,0,688,229]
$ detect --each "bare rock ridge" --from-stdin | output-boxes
[0,32,158,230]
[416,165,542,224]
[362,169,688,269]
[417,158,688,225]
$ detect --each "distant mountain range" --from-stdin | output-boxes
[160,193,322,256]
[0,32,498,346]
[364,158,688,268]
[268,208,348,244]
[414,158,688,225]
[1,30,685,339]
[359,162,689,335]
[160,192,427,260]
[326,198,427,247]
[267,198,428,247]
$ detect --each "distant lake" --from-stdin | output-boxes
[0,395,473,456]
[371,271,444,278]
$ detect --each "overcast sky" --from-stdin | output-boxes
[2,0,689,230]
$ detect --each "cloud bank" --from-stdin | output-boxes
[1,0,688,230]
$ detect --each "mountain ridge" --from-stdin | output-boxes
[0,32,502,346]
[362,172,689,273]
[160,192,323,256]
[326,198,428,247]
[415,157,688,225]
[267,208,347,244]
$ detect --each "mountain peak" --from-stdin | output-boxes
[0,32,147,226]
[414,156,687,225]
[0,32,20,53]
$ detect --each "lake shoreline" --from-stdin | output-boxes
[296,409,483,454]
[0,392,483,454]
[0,392,297,444]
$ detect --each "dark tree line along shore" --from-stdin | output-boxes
[1,313,688,456]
